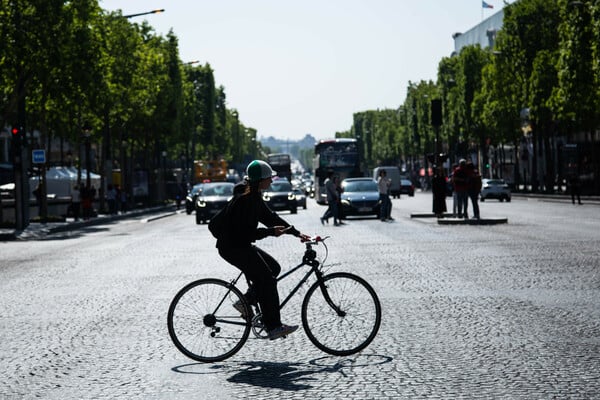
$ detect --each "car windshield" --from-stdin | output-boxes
[202,184,233,196]
[190,185,203,195]
[343,180,377,192]
[486,180,506,185]
[269,181,292,192]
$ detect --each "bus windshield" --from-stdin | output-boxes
[313,139,361,204]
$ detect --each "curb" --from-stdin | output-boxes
[437,217,508,225]
[0,205,175,241]
[410,212,508,225]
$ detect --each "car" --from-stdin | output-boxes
[195,182,235,224]
[480,178,511,202]
[262,179,297,214]
[293,188,307,209]
[399,179,415,196]
[185,183,204,214]
[339,177,381,218]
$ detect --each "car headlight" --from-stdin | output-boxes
[288,192,296,200]
[262,193,270,201]
[341,199,350,206]
[196,199,206,207]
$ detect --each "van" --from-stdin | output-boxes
[372,166,402,198]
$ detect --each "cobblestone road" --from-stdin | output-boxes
[1,193,599,399]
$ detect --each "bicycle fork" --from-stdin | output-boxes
[314,270,346,317]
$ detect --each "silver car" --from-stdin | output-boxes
[480,179,511,202]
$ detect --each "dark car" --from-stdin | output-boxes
[293,187,307,209]
[399,179,415,196]
[262,179,297,214]
[339,177,381,218]
[195,182,235,224]
[185,183,204,215]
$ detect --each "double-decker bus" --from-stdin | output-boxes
[313,138,361,204]
[267,153,292,181]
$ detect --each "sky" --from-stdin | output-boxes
[100,0,512,142]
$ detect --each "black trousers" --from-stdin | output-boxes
[218,245,282,331]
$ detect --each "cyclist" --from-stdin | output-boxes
[216,160,311,340]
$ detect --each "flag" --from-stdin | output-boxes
[482,1,494,8]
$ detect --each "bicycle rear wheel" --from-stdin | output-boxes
[302,272,381,356]
[167,278,251,362]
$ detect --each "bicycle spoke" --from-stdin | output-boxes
[168,279,250,362]
[302,273,381,356]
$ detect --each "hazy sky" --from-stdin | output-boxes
[100,0,512,141]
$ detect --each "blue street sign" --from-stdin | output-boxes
[32,149,46,164]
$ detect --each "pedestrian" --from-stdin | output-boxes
[81,185,95,220]
[71,184,81,221]
[568,174,582,205]
[320,171,342,226]
[466,161,482,219]
[431,167,447,218]
[452,159,469,218]
[106,184,117,214]
[333,175,345,224]
[215,159,311,340]
[377,169,392,222]
[119,186,128,213]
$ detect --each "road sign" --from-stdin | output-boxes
[32,149,46,164]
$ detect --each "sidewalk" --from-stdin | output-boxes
[0,204,177,241]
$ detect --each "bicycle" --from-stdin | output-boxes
[167,236,381,363]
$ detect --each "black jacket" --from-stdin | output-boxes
[217,190,299,248]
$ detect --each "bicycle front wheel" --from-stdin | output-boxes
[167,278,251,363]
[302,272,381,356]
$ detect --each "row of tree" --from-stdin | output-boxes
[1,0,262,201]
[339,0,599,193]
[3,0,599,197]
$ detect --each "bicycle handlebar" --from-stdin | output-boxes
[302,235,330,245]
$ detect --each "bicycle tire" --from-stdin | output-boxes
[167,278,251,362]
[301,272,381,356]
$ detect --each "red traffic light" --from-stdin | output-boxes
[11,127,20,135]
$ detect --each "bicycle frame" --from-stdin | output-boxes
[222,240,344,322]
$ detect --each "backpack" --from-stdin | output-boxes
[208,200,234,240]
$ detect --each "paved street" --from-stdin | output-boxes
[1,193,599,399]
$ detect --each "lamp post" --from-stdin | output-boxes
[82,123,92,190]
[123,9,164,19]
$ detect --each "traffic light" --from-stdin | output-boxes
[11,126,21,137]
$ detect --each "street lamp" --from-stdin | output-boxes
[123,9,165,19]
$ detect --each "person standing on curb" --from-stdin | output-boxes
[377,169,392,222]
[466,161,482,219]
[452,159,469,218]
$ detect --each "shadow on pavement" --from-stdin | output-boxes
[171,354,392,392]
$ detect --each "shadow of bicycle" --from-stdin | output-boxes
[172,354,392,391]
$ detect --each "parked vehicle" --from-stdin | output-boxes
[262,179,297,214]
[185,183,204,215]
[339,177,381,218]
[195,182,235,224]
[372,166,402,198]
[480,179,511,202]
[399,179,415,197]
